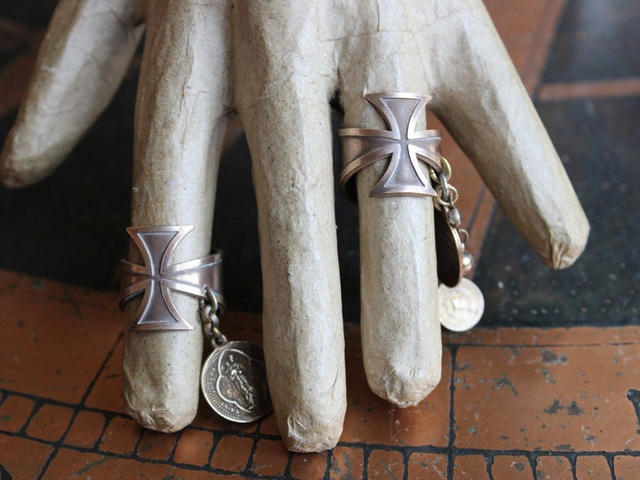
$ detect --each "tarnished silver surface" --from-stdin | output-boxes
[201,340,272,423]
[438,278,485,332]
[434,205,464,288]
[432,156,474,287]
[119,225,224,331]
[339,92,442,201]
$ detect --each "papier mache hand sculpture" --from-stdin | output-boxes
[0,0,588,452]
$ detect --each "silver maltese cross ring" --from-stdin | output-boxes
[339,92,442,202]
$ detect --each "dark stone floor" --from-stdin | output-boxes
[543,0,640,83]
[475,0,640,326]
[475,96,640,326]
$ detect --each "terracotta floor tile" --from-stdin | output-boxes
[0,433,53,480]
[464,187,495,266]
[63,410,105,449]
[25,403,74,442]
[575,455,613,480]
[258,412,281,436]
[289,451,328,480]
[136,428,177,461]
[454,343,640,452]
[407,452,448,480]
[0,394,35,432]
[536,455,574,479]
[99,415,141,455]
[249,437,289,476]
[490,455,533,479]
[613,455,640,480]
[329,446,364,480]
[367,449,404,479]
[485,0,567,92]
[539,78,640,102]
[0,270,122,404]
[191,388,260,436]
[83,339,124,413]
[41,447,242,480]
[209,434,254,472]
[453,454,488,480]
[173,428,214,467]
[341,339,451,447]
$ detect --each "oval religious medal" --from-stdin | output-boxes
[201,341,272,423]
[438,278,485,332]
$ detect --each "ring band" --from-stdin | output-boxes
[339,92,442,202]
[119,225,225,332]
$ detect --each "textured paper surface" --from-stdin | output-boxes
[123,0,232,432]
[0,0,588,452]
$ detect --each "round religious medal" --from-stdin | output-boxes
[201,341,272,423]
[438,278,485,332]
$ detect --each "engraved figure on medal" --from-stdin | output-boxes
[218,348,260,410]
[201,341,272,423]
[199,287,272,423]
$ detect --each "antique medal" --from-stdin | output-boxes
[201,340,271,423]
[200,287,272,423]
[438,278,485,332]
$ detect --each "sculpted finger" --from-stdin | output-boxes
[0,0,144,187]
[233,1,346,452]
[427,0,589,269]
[337,1,442,406]
[122,0,232,433]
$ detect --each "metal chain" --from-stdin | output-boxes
[433,157,459,210]
[200,285,228,348]
[431,156,474,276]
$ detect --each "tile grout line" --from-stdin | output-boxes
[78,331,124,410]
[466,185,493,273]
[323,448,332,480]
[446,345,458,480]
[485,452,495,480]
[570,454,578,480]
[527,455,537,480]
[444,340,640,348]
[401,449,410,480]
[537,77,640,102]
[465,185,487,238]
[6,422,639,479]
[34,330,124,480]
[606,454,616,479]
[521,0,569,95]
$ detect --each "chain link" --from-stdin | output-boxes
[431,157,460,209]
[200,285,227,348]
[431,156,475,276]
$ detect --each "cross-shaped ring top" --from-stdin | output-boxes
[339,92,442,201]
[119,226,223,331]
